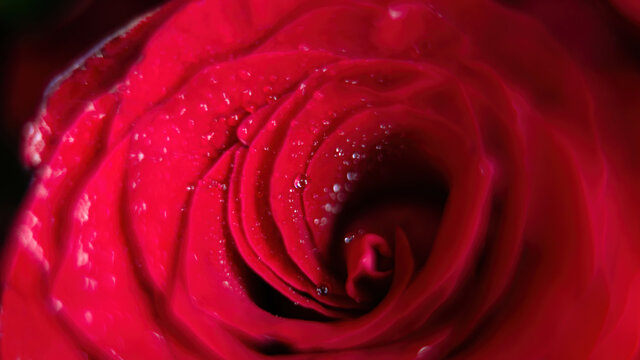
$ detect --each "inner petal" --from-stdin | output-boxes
[345,233,393,304]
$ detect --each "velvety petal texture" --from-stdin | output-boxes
[3,0,640,359]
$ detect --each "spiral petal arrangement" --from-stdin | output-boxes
[3,0,640,359]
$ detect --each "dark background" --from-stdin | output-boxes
[0,0,164,248]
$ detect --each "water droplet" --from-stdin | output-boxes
[333,183,341,192]
[84,311,93,324]
[344,235,354,244]
[352,152,361,160]
[75,193,91,224]
[238,70,252,80]
[84,276,98,291]
[52,298,63,312]
[293,175,307,190]
[388,5,407,20]
[316,285,329,296]
[346,172,359,181]
[76,248,89,267]
[416,345,432,359]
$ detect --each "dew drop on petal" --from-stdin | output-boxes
[416,345,432,359]
[51,298,63,312]
[84,311,93,324]
[238,70,252,80]
[388,5,406,20]
[316,285,329,296]
[293,175,307,190]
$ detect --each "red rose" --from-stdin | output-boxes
[3,0,640,359]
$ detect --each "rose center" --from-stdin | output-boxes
[327,142,448,309]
